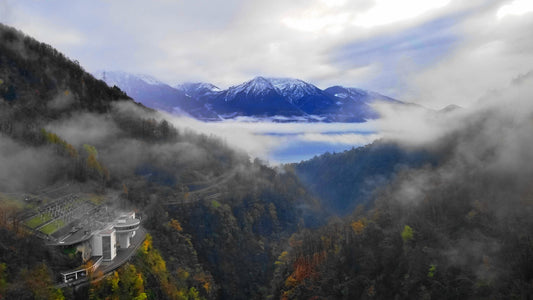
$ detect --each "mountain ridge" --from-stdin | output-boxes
[95,71,403,122]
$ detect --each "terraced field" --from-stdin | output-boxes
[24,213,53,228]
[39,219,65,235]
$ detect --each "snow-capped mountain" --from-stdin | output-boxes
[211,77,304,117]
[93,71,188,111]
[270,78,341,116]
[94,71,167,91]
[322,86,401,121]
[175,82,221,100]
[96,71,403,122]
[94,71,219,120]
[268,77,323,104]
[225,76,277,100]
[324,86,399,104]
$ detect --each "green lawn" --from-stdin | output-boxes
[25,213,52,228]
[39,219,65,235]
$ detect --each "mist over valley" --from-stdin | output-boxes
[1,1,533,299]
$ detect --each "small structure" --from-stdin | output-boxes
[60,256,103,283]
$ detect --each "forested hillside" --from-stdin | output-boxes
[293,142,436,215]
[271,77,533,299]
[0,23,319,300]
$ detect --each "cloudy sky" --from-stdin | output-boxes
[1,0,532,108]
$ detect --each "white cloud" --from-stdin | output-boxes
[160,113,378,162]
[19,21,84,47]
[281,7,352,35]
[299,132,381,144]
[371,102,462,146]
[280,0,452,34]
[352,0,451,28]
[403,1,533,109]
[497,0,533,19]
[2,2,85,49]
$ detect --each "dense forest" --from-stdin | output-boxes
[292,142,436,215]
[271,79,533,298]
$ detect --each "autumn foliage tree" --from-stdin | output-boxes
[41,128,78,158]
[89,263,147,300]
[83,144,110,181]
[19,263,64,300]
[350,219,366,235]
[168,219,183,232]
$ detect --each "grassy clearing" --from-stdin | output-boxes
[25,213,53,228]
[39,219,65,235]
[87,194,105,205]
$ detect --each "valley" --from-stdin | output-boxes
[1,1,533,298]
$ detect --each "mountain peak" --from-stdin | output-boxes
[225,76,277,100]
[267,77,307,86]
[266,77,322,104]
[135,73,165,85]
[251,75,270,82]
[247,76,275,89]
[177,82,221,93]
[94,70,167,87]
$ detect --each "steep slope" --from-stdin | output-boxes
[174,82,223,120]
[267,78,336,115]
[0,25,130,119]
[176,82,221,99]
[272,76,533,299]
[93,70,182,111]
[323,85,401,121]
[0,23,320,300]
[292,141,436,215]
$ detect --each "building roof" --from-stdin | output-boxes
[57,226,94,245]
[50,210,138,246]
[115,218,140,226]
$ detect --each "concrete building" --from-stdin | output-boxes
[89,212,140,262]
[115,212,139,249]
[51,210,141,282]
[91,225,117,261]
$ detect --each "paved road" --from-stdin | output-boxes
[100,226,146,274]
[164,169,237,205]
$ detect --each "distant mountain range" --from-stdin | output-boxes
[94,71,403,122]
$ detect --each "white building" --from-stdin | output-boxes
[114,212,139,249]
[91,225,117,261]
[89,211,140,262]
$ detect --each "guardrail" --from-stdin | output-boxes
[60,256,103,283]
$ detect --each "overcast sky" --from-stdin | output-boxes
[1,0,532,108]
